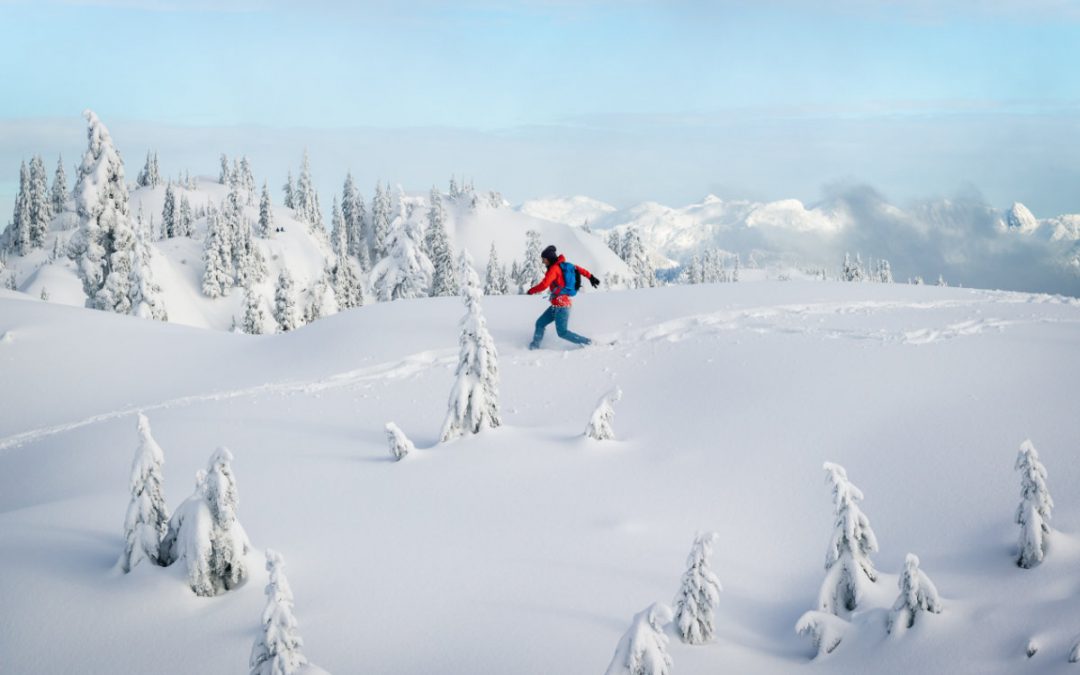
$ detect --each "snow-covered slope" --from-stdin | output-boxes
[2,178,631,332]
[518,195,617,228]
[3,281,1080,674]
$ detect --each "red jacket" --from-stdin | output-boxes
[527,255,593,307]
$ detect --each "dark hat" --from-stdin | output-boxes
[541,245,558,263]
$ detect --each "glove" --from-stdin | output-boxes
[589,276,601,288]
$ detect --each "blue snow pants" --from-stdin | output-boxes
[529,305,591,349]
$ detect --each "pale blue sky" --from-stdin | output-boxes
[1,0,1079,215]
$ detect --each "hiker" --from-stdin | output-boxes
[527,245,600,349]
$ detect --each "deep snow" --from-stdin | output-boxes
[2,280,1080,674]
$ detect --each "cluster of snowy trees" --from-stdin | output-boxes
[840,252,893,283]
[606,228,656,288]
[0,154,68,256]
[676,249,740,285]
[118,414,329,674]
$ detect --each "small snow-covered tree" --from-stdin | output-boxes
[484,243,509,295]
[50,154,69,215]
[819,462,878,615]
[342,172,361,255]
[370,217,433,302]
[385,422,414,461]
[202,205,233,298]
[4,161,32,255]
[128,225,168,321]
[238,156,255,205]
[440,252,501,442]
[370,181,392,261]
[137,150,161,188]
[518,230,545,292]
[293,151,321,231]
[161,182,177,238]
[879,259,893,283]
[176,195,194,238]
[240,281,268,335]
[887,553,942,634]
[258,182,274,237]
[329,201,363,310]
[673,532,722,645]
[622,228,655,289]
[795,610,848,657]
[585,387,622,441]
[731,254,740,282]
[604,602,674,675]
[607,230,623,259]
[1015,439,1053,568]
[282,170,295,209]
[159,448,251,596]
[274,268,301,332]
[426,187,458,297]
[249,549,312,675]
[119,413,169,572]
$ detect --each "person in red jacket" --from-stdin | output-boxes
[527,244,601,349]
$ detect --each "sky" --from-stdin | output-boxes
[1,0,1079,220]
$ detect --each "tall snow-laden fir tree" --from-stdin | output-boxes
[294,151,321,231]
[385,422,415,461]
[1015,439,1053,569]
[426,187,458,297]
[128,225,168,321]
[202,204,233,298]
[879,259,893,283]
[136,150,161,188]
[50,154,68,215]
[370,216,433,302]
[887,553,942,634]
[220,154,230,185]
[622,228,654,289]
[842,253,865,282]
[240,280,268,335]
[71,110,138,314]
[440,252,501,442]
[28,154,51,248]
[508,259,522,291]
[819,462,879,615]
[342,172,366,258]
[160,447,251,596]
[604,603,674,675]
[673,532,723,645]
[228,184,267,289]
[369,182,392,263]
[4,161,32,255]
[273,268,301,332]
[176,195,194,238]
[250,550,311,675]
[161,183,177,238]
[585,387,622,441]
[607,230,622,258]
[119,413,169,572]
[238,156,255,205]
[282,170,295,209]
[329,197,362,310]
[258,181,274,237]
[484,242,509,295]
[518,229,545,292]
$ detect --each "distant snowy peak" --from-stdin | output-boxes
[1005,202,1039,234]
[517,195,617,228]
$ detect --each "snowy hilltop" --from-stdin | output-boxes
[3,276,1080,673]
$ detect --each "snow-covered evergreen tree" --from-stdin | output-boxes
[673,532,722,645]
[238,156,256,205]
[819,462,878,615]
[161,183,177,238]
[28,155,51,248]
[258,181,274,237]
[369,182,391,261]
[330,195,347,258]
[282,170,295,209]
[128,225,168,320]
[484,242,509,295]
[160,448,251,596]
[440,252,501,442]
[50,154,68,215]
[879,259,893,283]
[604,602,674,675]
[202,205,233,298]
[176,195,194,238]
[795,611,848,657]
[607,230,623,259]
[273,268,301,332]
[842,253,865,282]
[294,151,321,231]
[229,185,267,288]
[136,150,160,188]
[240,281,268,335]
[518,230,545,292]
[71,111,137,314]
[4,161,32,255]
[622,228,655,289]
[426,187,457,297]
[385,422,415,461]
[342,172,362,256]
[329,199,363,310]
[249,549,311,675]
[936,274,947,287]
[370,216,433,302]
[119,413,169,572]
[1015,439,1053,569]
[585,387,622,441]
[686,254,703,284]
[887,553,942,634]
[508,259,522,292]
[219,154,230,185]
[731,254,740,282]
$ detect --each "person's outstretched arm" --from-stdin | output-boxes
[527,265,559,295]
[576,265,601,288]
